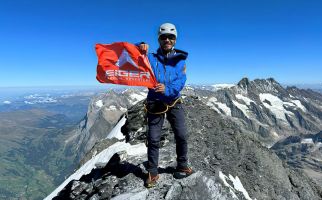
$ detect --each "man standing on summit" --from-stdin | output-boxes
[139,23,193,188]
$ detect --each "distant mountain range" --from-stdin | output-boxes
[284,83,322,91]
[46,78,322,200]
[201,78,322,145]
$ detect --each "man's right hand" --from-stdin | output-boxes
[154,83,165,94]
[139,43,149,54]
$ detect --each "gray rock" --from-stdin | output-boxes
[272,131,322,186]
[165,171,237,200]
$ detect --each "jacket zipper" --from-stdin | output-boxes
[164,54,168,84]
[156,61,160,81]
[163,63,167,84]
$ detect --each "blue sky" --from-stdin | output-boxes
[0,0,321,87]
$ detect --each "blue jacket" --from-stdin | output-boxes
[147,48,188,103]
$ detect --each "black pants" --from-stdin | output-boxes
[147,102,188,175]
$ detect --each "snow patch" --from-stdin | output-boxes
[216,102,232,116]
[111,189,148,200]
[95,100,103,108]
[206,97,229,115]
[219,171,252,200]
[120,106,127,112]
[283,100,306,112]
[129,92,146,105]
[212,84,235,91]
[126,143,147,156]
[271,131,279,138]
[208,97,218,102]
[283,102,294,107]
[201,176,232,199]
[228,174,252,200]
[301,138,313,144]
[106,105,117,111]
[218,171,238,199]
[315,142,322,151]
[290,100,306,112]
[232,100,250,118]
[185,86,194,90]
[106,116,126,140]
[259,93,293,121]
[235,94,254,106]
[206,97,219,113]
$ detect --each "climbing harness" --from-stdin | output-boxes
[144,98,183,115]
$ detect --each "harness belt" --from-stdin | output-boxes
[144,98,183,115]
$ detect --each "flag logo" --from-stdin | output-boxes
[115,49,138,68]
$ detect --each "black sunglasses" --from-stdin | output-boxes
[159,34,176,41]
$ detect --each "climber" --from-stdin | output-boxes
[138,22,194,188]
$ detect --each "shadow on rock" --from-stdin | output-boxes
[53,153,148,199]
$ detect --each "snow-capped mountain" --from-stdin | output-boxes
[46,78,322,200]
[184,78,322,146]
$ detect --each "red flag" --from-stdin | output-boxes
[95,42,157,88]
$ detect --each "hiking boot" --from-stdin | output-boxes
[145,172,160,188]
[173,166,194,179]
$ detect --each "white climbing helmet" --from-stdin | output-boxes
[158,23,177,38]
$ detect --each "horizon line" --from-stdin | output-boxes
[0,82,321,89]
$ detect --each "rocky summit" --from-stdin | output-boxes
[48,94,322,200]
